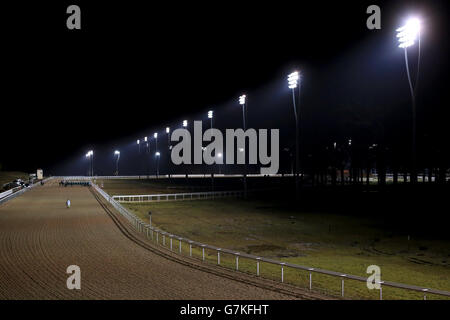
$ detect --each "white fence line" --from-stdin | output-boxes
[90,181,450,300]
[0,178,51,205]
[112,190,244,203]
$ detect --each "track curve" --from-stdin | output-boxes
[0,181,326,299]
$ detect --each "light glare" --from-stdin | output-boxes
[397,18,421,48]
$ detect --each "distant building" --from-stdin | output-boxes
[37,169,43,180]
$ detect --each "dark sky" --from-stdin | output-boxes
[1,0,449,175]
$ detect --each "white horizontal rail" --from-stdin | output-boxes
[112,190,244,203]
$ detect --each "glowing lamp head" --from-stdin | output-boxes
[114,150,120,155]
[137,139,140,145]
[154,132,158,138]
[288,71,299,89]
[155,152,160,156]
[397,18,421,48]
[239,95,246,105]
[166,127,170,133]
[183,120,188,127]
[144,136,147,142]
[208,110,213,119]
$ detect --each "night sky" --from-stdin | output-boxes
[2,0,449,175]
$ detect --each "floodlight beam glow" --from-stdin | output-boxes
[397,18,421,48]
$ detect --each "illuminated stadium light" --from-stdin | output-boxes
[183,120,188,127]
[154,132,158,138]
[114,150,120,155]
[397,18,421,48]
[144,136,147,142]
[155,152,160,156]
[238,95,246,105]
[137,139,140,145]
[166,127,170,133]
[288,71,299,89]
[208,110,213,119]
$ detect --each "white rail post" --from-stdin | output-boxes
[235,253,239,271]
[341,275,346,298]
[281,263,285,283]
[423,289,428,300]
[380,283,383,300]
[170,237,173,250]
[217,249,221,265]
[189,242,192,257]
[309,268,314,290]
[202,245,205,261]
[256,258,260,276]
[179,239,182,253]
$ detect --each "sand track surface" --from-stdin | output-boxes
[0,182,326,299]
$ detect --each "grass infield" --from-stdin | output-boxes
[124,198,450,300]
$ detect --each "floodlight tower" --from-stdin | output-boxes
[85,150,93,176]
[239,95,248,198]
[396,17,421,184]
[208,110,214,192]
[182,120,188,178]
[114,150,120,176]
[154,132,159,177]
[166,127,171,177]
[155,152,160,177]
[288,71,301,194]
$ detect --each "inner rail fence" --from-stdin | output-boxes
[90,181,450,300]
[112,190,245,203]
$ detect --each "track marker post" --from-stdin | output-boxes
[281,263,285,283]
[235,253,240,271]
[340,275,346,298]
[202,245,205,261]
[217,249,221,265]
[309,268,314,291]
[256,258,260,276]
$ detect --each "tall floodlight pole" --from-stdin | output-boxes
[85,150,93,177]
[144,136,150,176]
[208,110,214,192]
[155,152,160,177]
[183,120,188,179]
[114,150,120,176]
[154,132,159,177]
[397,18,421,184]
[166,127,171,177]
[217,153,223,174]
[85,152,90,176]
[288,71,300,195]
[137,139,141,176]
[239,95,248,198]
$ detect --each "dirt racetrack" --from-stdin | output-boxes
[0,181,326,300]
